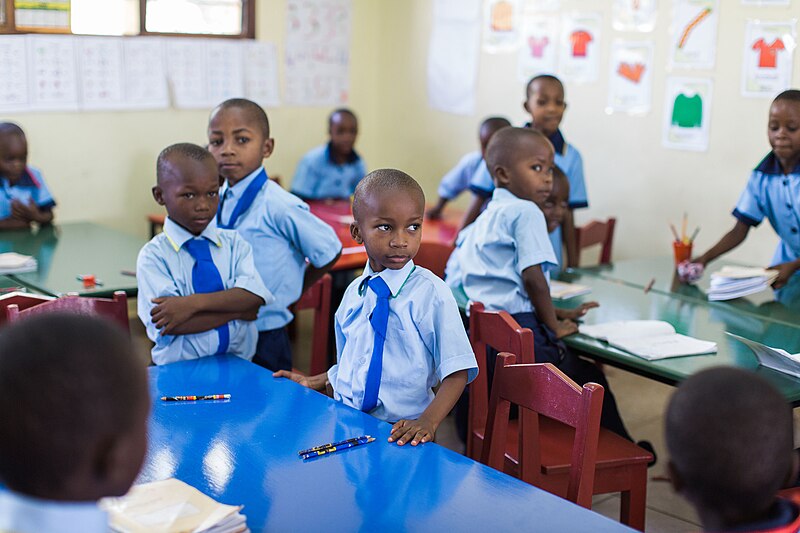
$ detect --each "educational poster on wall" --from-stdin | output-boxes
[741,0,789,5]
[612,0,657,32]
[559,12,602,83]
[284,0,352,106]
[607,40,654,115]
[76,37,125,111]
[243,41,281,108]
[15,0,70,32]
[668,0,719,70]
[28,35,79,112]
[206,40,244,105]
[0,36,30,113]
[741,19,796,98]
[166,39,208,109]
[517,12,558,82]
[483,0,520,52]
[428,0,481,115]
[527,0,560,11]
[662,77,713,151]
[123,38,169,109]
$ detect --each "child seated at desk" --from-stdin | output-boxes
[0,314,149,533]
[0,122,55,230]
[275,169,478,447]
[137,143,271,365]
[208,98,342,372]
[689,90,800,289]
[290,108,366,201]
[666,367,799,531]
[426,116,510,220]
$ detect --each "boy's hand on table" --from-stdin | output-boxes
[389,416,436,446]
[11,199,35,221]
[151,296,196,334]
[557,301,599,320]
[555,319,579,338]
[272,370,311,387]
[768,261,800,290]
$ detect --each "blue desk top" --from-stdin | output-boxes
[141,356,631,532]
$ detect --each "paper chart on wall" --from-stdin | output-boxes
[741,0,789,5]
[612,0,657,32]
[243,41,280,108]
[0,36,30,113]
[123,38,169,109]
[517,12,558,82]
[607,40,654,115]
[527,0,560,11]
[483,0,520,52]
[669,0,719,70]
[284,0,352,106]
[165,38,207,109]
[741,19,796,98]
[28,35,79,112]
[206,39,245,104]
[76,37,125,111]
[428,0,481,115]
[662,76,713,151]
[559,12,602,83]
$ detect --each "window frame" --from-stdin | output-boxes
[1,0,16,33]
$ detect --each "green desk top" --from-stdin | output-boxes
[555,271,800,403]
[572,258,800,328]
[0,223,144,297]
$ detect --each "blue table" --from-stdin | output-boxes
[140,356,632,532]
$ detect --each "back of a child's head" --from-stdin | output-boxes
[210,97,270,138]
[156,142,216,183]
[0,313,149,501]
[666,367,793,526]
[352,168,424,221]
[0,122,25,149]
[485,126,551,179]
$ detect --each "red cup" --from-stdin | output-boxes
[673,241,693,265]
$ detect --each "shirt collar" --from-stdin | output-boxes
[755,152,800,175]
[523,123,566,155]
[162,216,222,252]
[0,168,38,188]
[727,498,798,532]
[490,187,520,204]
[325,142,360,165]
[221,166,264,198]
[361,259,415,297]
[0,490,108,533]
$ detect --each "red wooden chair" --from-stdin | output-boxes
[575,217,617,266]
[481,353,602,509]
[293,274,332,376]
[413,241,454,280]
[5,291,130,334]
[0,292,54,325]
[468,301,651,530]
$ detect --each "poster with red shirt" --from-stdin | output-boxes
[741,19,796,98]
[559,12,602,83]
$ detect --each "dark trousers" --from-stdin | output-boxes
[253,327,292,372]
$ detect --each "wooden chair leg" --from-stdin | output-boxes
[619,465,647,531]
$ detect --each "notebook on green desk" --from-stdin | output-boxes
[579,320,717,361]
[727,332,800,379]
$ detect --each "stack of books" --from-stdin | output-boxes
[0,252,37,274]
[549,280,592,300]
[707,266,778,301]
[101,478,248,533]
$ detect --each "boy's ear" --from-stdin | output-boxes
[667,460,684,494]
[93,433,146,498]
[523,100,530,114]
[494,165,511,188]
[783,449,800,488]
[350,222,363,244]
[262,138,275,159]
[152,185,165,206]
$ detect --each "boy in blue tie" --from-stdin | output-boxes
[137,143,271,365]
[0,122,56,230]
[275,169,478,447]
[290,108,366,201]
[208,99,342,372]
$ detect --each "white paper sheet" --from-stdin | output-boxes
[76,37,125,111]
[123,38,169,110]
[559,12,602,83]
[0,35,30,113]
[244,41,281,108]
[28,35,79,112]
[205,39,245,105]
[669,0,720,70]
[517,11,559,82]
[612,0,658,32]
[662,76,713,151]
[741,19,796,98]
[606,40,654,115]
[166,38,208,109]
[741,0,789,5]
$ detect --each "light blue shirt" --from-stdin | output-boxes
[220,167,342,331]
[451,188,557,315]
[437,151,486,200]
[0,167,56,220]
[733,152,800,266]
[328,260,478,423]
[0,489,107,533]
[136,216,272,365]
[290,143,367,200]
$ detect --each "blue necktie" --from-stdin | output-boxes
[184,238,230,355]
[362,276,391,413]
[217,168,268,229]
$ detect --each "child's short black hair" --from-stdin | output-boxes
[666,367,793,524]
[774,89,800,105]
[479,116,511,137]
[352,168,424,221]
[0,313,146,497]
[213,98,270,138]
[0,122,24,138]
[525,74,564,98]
[485,127,552,179]
[329,108,357,126]
[156,142,216,183]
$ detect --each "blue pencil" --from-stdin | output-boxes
[300,435,375,460]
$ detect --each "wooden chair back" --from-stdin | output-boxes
[575,217,617,266]
[413,241,455,279]
[5,291,129,334]
[294,274,332,376]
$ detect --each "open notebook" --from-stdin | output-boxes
[100,478,248,533]
[727,332,800,379]
[579,320,717,360]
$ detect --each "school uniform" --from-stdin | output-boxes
[136,216,271,365]
[467,128,587,270]
[0,489,107,533]
[729,496,800,533]
[733,153,800,269]
[0,167,56,220]
[437,150,486,201]
[451,187,630,440]
[218,166,342,372]
[328,259,478,423]
[290,143,366,200]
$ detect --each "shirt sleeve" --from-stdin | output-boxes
[290,153,316,199]
[438,153,473,200]
[733,171,764,227]
[279,203,343,268]
[565,148,588,209]
[231,235,274,305]
[135,245,180,347]
[28,168,56,210]
[468,162,494,198]
[513,206,558,274]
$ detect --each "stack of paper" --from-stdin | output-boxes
[100,478,248,533]
[0,252,37,274]
[727,332,800,379]
[550,280,592,300]
[579,320,717,360]
[708,266,778,301]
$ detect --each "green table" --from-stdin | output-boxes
[0,223,144,297]
[555,270,800,404]
[572,258,800,328]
